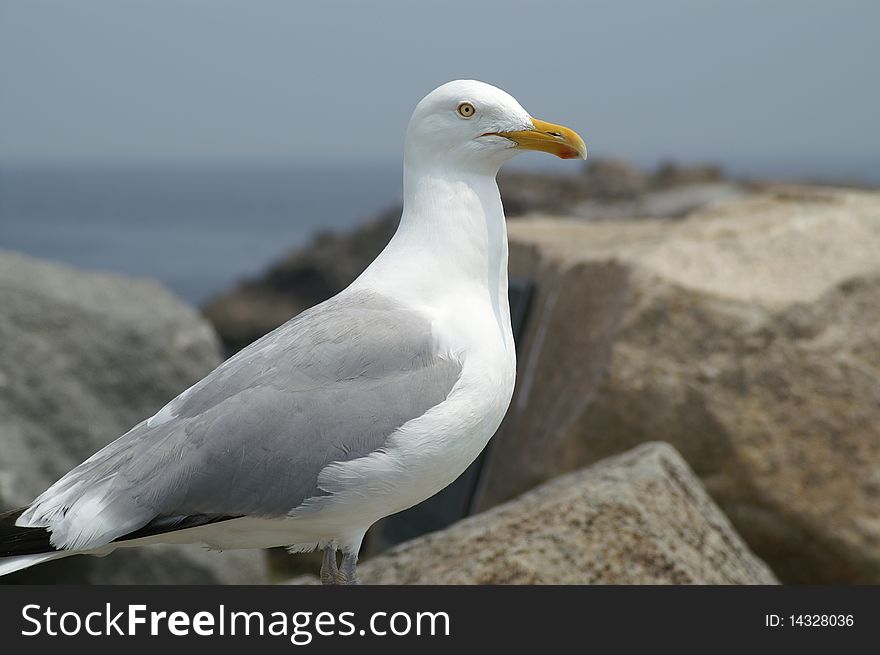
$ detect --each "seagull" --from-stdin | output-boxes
[0,80,585,584]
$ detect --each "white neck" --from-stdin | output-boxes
[352,162,512,346]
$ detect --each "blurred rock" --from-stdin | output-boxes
[571,182,747,220]
[585,158,651,198]
[653,161,724,187]
[0,252,267,584]
[478,186,880,583]
[499,159,743,220]
[289,443,776,584]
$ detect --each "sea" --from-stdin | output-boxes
[0,161,402,305]
[1,156,877,307]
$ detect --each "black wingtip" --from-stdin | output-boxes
[0,507,58,558]
[0,507,240,561]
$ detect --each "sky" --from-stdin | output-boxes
[1,0,878,170]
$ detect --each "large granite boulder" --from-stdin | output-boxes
[0,252,267,584]
[290,443,776,584]
[478,187,880,583]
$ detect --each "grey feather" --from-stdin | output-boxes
[20,289,462,549]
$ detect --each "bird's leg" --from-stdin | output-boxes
[320,546,339,585]
[336,551,360,585]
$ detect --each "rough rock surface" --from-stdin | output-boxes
[0,252,267,584]
[478,187,880,583]
[290,443,776,584]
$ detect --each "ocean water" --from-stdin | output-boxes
[0,161,402,305]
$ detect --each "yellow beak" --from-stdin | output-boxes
[488,118,587,160]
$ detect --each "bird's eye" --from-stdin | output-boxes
[457,102,476,119]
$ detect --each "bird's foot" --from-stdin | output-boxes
[320,546,338,585]
[336,551,360,585]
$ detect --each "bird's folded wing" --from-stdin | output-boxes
[17,290,462,551]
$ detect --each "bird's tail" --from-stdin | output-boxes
[0,507,69,577]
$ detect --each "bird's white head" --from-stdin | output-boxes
[404,80,587,175]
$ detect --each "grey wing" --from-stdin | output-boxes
[18,290,462,551]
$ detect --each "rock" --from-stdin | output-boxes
[289,443,777,584]
[478,186,880,583]
[500,160,743,220]
[571,182,748,221]
[582,158,650,198]
[0,252,267,584]
[653,161,724,187]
